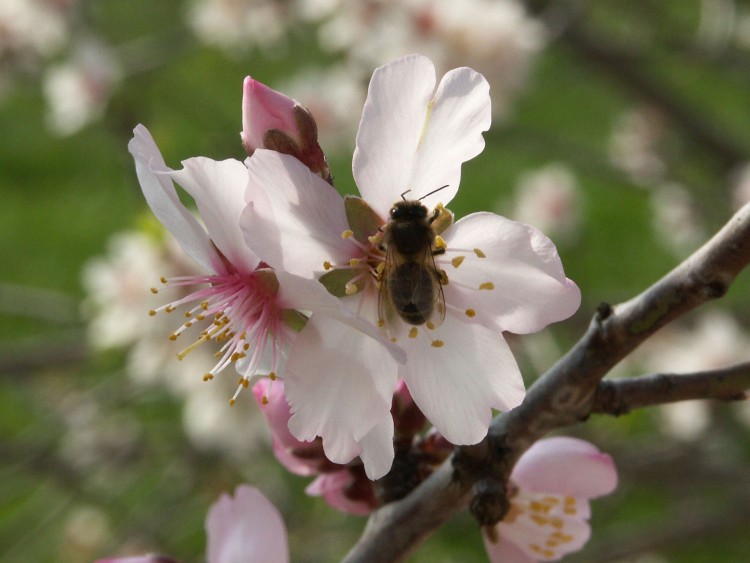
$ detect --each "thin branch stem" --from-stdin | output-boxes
[343,201,750,563]
[592,362,750,415]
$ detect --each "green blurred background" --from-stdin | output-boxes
[2,0,750,561]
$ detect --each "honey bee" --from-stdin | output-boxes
[379,186,449,326]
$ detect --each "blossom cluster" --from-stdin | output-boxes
[131,53,581,481]
[116,53,619,561]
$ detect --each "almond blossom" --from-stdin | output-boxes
[128,124,402,405]
[483,437,618,562]
[241,54,581,479]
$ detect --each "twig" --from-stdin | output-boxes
[343,201,750,563]
[592,361,750,415]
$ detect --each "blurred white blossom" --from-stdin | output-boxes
[187,0,288,53]
[42,39,121,135]
[511,162,582,241]
[650,182,705,256]
[609,106,668,187]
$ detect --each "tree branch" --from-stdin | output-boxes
[343,202,750,563]
[592,362,750,415]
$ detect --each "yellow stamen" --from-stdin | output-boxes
[479,282,495,290]
[434,235,446,250]
[345,283,358,295]
[431,340,444,348]
[269,371,277,381]
[451,256,465,268]
[349,258,360,266]
[473,248,486,258]
[323,261,332,270]
[148,310,157,316]
[408,327,418,339]
[150,287,158,294]
[261,395,269,405]
[465,308,476,317]
[160,276,168,284]
[425,321,435,330]
[341,229,354,239]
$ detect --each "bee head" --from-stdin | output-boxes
[390,200,428,221]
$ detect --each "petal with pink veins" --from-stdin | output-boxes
[441,212,581,334]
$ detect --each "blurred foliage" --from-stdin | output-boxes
[2,0,750,561]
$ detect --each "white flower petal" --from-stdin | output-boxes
[353,54,437,217]
[400,314,525,445]
[512,437,618,499]
[275,271,406,364]
[205,485,288,563]
[283,314,399,470]
[441,212,581,334]
[407,66,491,210]
[168,157,260,274]
[358,415,395,480]
[353,55,491,217]
[128,125,217,272]
[242,150,352,275]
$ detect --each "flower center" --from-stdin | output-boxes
[149,268,288,404]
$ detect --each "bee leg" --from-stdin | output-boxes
[428,208,440,224]
[436,268,449,285]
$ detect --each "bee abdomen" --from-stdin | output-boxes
[388,262,435,325]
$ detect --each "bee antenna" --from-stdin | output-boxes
[400,189,411,200]
[418,184,449,201]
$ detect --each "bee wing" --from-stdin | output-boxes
[378,243,400,325]
[428,245,447,327]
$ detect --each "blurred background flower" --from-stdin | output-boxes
[2,0,750,561]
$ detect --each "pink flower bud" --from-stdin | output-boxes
[241,77,330,181]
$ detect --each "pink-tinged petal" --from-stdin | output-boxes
[441,212,581,334]
[353,54,437,217]
[495,504,591,561]
[274,271,406,365]
[401,314,525,446]
[482,533,536,563]
[206,485,288,563]
[283,314,399,475]
[512,437,618,499]
[128,125,217,273]
[242,150,352,275]
[353,55,491,217]
[242,76,300,154]
[271,438,319,477]
[252,378,300,450]
[306,471,373,516]
[168,157,260,275]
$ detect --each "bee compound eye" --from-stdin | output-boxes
[390,207,398,218]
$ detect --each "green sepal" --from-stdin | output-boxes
[344,195,383,244]
[319,268,365,297]
[281,309,309,333]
